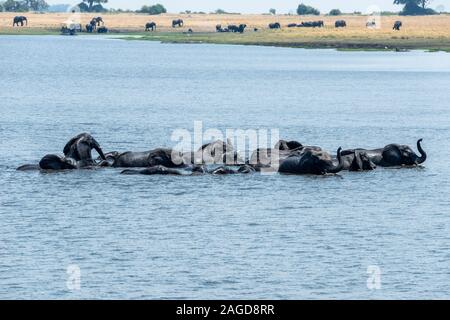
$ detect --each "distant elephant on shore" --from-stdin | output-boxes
[279,147,344,175]
[13,16,27,27]
[335,20,347,28]
[172,19,184,28]
[366,20,377,28]
[287,23,298,28]
[91,17,104,27]
[216,24,229,32]
[228,24,246,33]
[97,26,108,34]
[269,22,281,29]
[85,23,94,33]
[346,139,427,167]
[393,21,402,31]
[145,22,156,31]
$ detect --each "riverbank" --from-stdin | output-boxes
[1,12,449,51]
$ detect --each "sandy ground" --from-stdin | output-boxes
[1,13,449,50]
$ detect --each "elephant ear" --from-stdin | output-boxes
[63,137,79,156]
[350,151,363,171]
[382,144,402,165]
[63,133,87,156]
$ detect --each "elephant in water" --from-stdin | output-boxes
[17,133,106,171]
[346,139,426,167]
[121,165,208,176]
[121,165,184,176]
[274,140,303,151]
[197,139,242,165]
[62,133,106,167]
[13,16,27,27]
[339,150,377,171]
[112,148,191,168]
[278,147,344,175]
[210,164,256,175]
[250,140,322,171]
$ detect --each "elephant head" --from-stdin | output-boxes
[148,148,183,168]
[275,140,303,151]
[63,133,106,163]
[279,147,343,175]
[382,139,427,166]
[39,154,77,170]
[350,151,377,171]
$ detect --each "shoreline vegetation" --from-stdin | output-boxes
[0,13,449,52]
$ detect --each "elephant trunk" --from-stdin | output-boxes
[25,18,27,26]
[327,147,344,174]
[93,141,106,161]
[416,139,427,164]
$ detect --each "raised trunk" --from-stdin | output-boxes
[326,147,344,174]
[416,139,427,164]
[93,141,106,160]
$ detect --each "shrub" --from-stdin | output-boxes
[399,2,436,15]
[297,3,320,15]
[140,4,167,15]
[329,9,342,16]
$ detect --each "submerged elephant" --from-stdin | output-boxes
[210,164,256,175]
[278,147,343,175]
[347,139,426,167]
[121,164,208,176]
[121,165,184,176]
[112,148,191,168]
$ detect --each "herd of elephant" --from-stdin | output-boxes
[145,19,404,33]
[17,133,427,177]
[11,15,403,33]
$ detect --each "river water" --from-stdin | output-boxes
[0,36,450,299]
